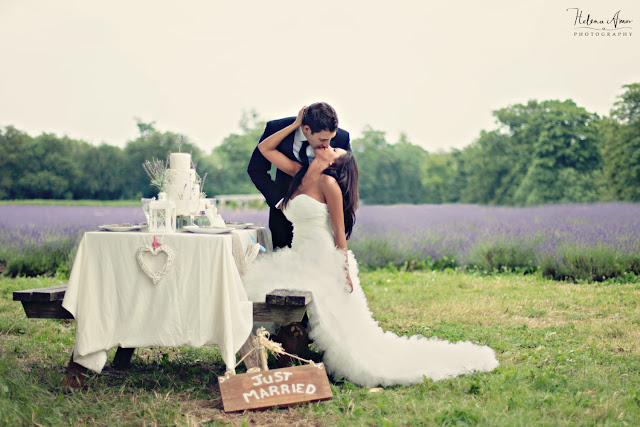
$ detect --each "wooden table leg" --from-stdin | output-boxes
[113,347,136,369]
[239,333,263,371]
[62,352,87,392]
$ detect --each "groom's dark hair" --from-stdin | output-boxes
[302,102,339,134]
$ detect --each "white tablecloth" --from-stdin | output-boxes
[62,230,258,374]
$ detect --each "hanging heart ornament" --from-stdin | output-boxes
[136,242,176,285]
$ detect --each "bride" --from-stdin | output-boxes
[242,107,499,387]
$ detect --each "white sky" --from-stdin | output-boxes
[0,0,638,153]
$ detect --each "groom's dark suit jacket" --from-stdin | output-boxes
[247,117,351,249]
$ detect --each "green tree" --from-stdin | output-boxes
[477,99,603,205]
[511,100,601,205]
[392,134,428,203]
[458,130,513,204]
[0,126,30,199]
[15,133,84,199]
[422,150,459,204]
[82,144,127,199]
[611,82,640,124]
[134,117,157,138]
[352,127,427,204]
[351,126,387,204]
[203,111,266,196]
[602,83,640,201]
[491,100,548,204]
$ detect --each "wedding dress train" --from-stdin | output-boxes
[242,194,498,387]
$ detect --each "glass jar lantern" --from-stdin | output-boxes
[149,192,176,233]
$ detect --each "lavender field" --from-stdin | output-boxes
[1,203,639,281]
[348,203,640,280]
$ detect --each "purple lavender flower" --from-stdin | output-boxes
[2,202,639,280]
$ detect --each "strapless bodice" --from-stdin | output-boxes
[283,194,334,250]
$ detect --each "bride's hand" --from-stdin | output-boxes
[346,271,354,294]
[294,106,307,127]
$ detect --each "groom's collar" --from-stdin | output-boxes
[294,126,307,144]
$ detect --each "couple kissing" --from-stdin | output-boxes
[243,102,498,387]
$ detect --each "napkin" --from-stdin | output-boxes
[205,204,226,228]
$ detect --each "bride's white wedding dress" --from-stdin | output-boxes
[242,194,498,387]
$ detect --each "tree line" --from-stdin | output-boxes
[1,83,638,205]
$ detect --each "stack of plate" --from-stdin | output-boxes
[224,222,254,229]
[99,223,145,232]
[183,226,232,234]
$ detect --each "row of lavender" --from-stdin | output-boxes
[1,203,639,281]
[349,203,640,281]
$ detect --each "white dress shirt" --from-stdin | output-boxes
[293,127,315,163]
[276,127,314,209]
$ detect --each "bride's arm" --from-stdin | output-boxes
[320,175,353,292]
[258,107,306,177]
[322,176,347,250]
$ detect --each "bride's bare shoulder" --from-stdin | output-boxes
[319,173,338,185]
[319,174,340,194]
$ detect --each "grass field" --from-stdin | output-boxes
[1,270,639,426]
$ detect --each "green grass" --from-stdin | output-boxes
[1,271,640,425]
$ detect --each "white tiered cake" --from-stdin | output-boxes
[166,153,199,216]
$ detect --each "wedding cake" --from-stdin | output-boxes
[166,153,200,216]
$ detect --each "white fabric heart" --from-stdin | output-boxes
[136,244,176,285]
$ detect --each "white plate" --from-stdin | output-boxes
[99,224,144,232]
[183,225,232,234]
[224,222,254,229]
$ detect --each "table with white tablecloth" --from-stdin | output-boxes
[62,228,265,374]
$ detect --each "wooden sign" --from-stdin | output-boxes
[218,363,333,412]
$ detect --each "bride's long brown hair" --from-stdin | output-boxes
[282,152,359,239]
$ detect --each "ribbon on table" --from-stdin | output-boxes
[250,235,267,253]
[230,232,263,277]
[250,227,273,253]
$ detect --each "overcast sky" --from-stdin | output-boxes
[1,0,638,153]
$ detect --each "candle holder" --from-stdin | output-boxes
[149,192,176,233]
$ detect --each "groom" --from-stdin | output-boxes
[247,102,351,249]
